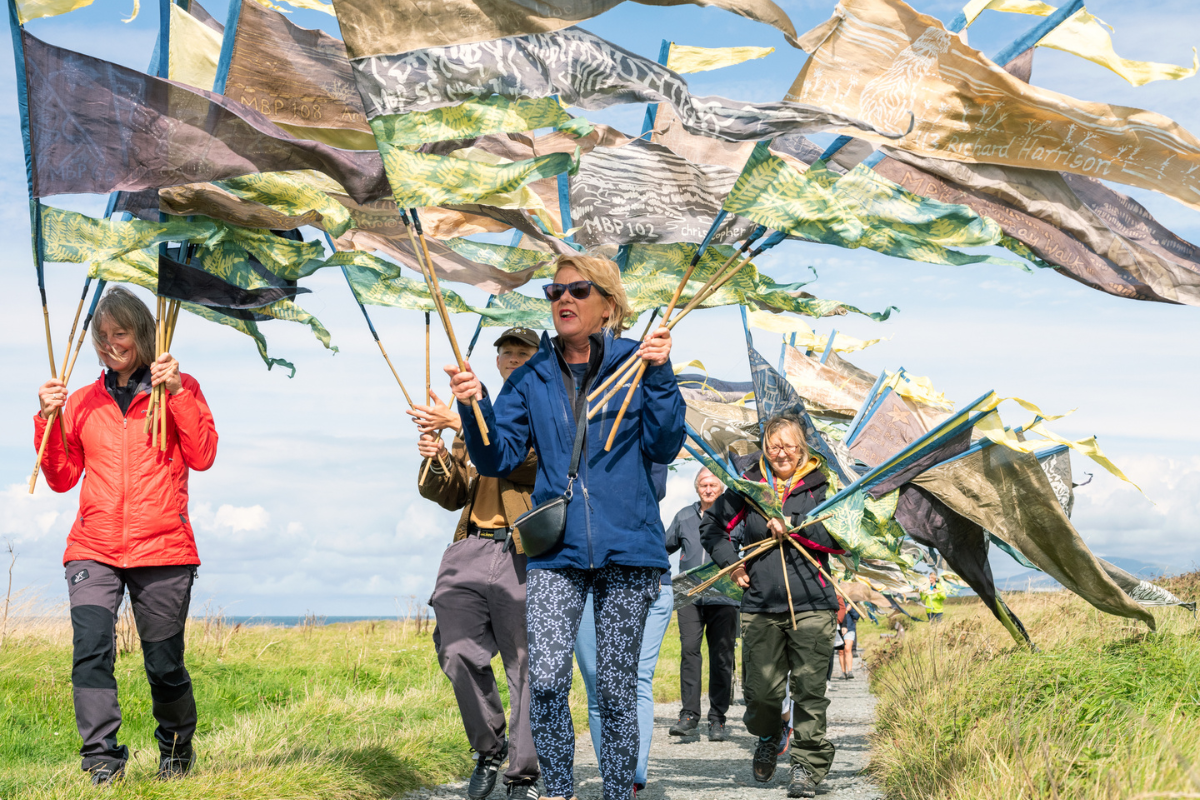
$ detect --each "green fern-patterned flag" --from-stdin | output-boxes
[342,263,548,328]
[372,119,576,209]
[372,96,571,147]
[724,144,1026,269]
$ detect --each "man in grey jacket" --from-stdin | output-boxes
[666,468,739,741]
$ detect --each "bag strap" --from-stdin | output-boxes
[565,384,589,494]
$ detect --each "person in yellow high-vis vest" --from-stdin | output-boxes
[920,573,947,623]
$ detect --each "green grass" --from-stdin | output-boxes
[864,573,1200,799]
[0,610,698,799]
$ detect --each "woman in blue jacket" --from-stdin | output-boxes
[447,253,684,800]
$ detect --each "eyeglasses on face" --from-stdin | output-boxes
[765,443,802,456]
[542,280,609,302]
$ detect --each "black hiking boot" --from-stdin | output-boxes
[157,743,196,780]
[752,734,781,783]
[469,741,508,799]
[668,713,699,736]
[787,764,817,798]
[83,756,126,787]
[708,721,729,742]
[506,779,540,800]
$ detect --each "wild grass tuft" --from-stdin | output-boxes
[0,608,601,800]
[864,574,1200,800]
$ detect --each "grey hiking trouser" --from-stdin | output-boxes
[430,536,538,784]
[742,610,837,782]
[65,560,197,773]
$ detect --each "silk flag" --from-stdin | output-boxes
[341,264,547,327]
[666,44,775,75]
[723,144,1018,267]
[159,171,354,238]
[348,27,896,143]
[569,138,759,247]
[20,31,388,203]
[912,444,1155,628]
[959,0,1198,88]
[330,0,803,57]
[788,0,1200,213]
[877,149,1200,305]
[157,253,309,310]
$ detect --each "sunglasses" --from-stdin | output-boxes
[542,280,609,302]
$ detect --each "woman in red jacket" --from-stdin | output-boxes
[34,286,218,786]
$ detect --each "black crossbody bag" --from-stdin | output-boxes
[513,387,589,558]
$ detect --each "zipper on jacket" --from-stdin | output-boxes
[122,416,129,567]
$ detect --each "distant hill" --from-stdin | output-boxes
[997,557,1168,593]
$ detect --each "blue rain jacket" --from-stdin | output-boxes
[459,330,685,571]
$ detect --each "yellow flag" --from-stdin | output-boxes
[747,311,884,354]
[974,406,1142,492]
[16,0,93,23]
[169,4,222,90]
[666,44,775,75]
[961,0,1198,87]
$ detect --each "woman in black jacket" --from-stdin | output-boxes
[699,413,845,799]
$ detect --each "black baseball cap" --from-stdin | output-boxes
[493,327,540,349]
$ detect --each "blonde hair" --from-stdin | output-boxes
[761,413,810,462]
[91,286,156,369]
[553,253,631,335]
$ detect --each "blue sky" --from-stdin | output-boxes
[2,0,1198,614]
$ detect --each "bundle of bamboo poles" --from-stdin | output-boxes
[589,230,775,448]
[401,209,490,447]
[682,511,866,628]
[29,280,102,493]
[144,295,181,452]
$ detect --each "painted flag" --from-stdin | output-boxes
[347,27,897,143]
[959,0,1198,87]
[787,0,1200,214]
[20,31,388,203]
[666,44,775,75]
[877,149,1200,305]
[779,343,879,420]
[41,207,218,265]
[569,138,759,247]
[895,484,1031,644]
[160,171,354,238]
[340,263,547,328]
[157,253,309,309]
[723,144,1020,267]
[330,0,804,57]
[847,392,929,468]
[912,443,1155,628]
[621,242,897,320]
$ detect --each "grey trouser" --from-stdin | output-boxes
[429,536,537,784]
[742,610,837,782]
[65,560,196,772]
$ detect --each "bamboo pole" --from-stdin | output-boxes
[403,210,489,446]
[151,296,162,448]
[587,245,746,407]
[685,537,779,597]
[28,280,91,492]
[782,533,868,620]
[780,544,798,630]
[160,300,177,452]
[420,312,433,486]
[336,264,449,476]
[601,246,758,447]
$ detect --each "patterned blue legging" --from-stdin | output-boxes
[526,564,660,800]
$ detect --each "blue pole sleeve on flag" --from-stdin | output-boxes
[213,0,244,94]
[640,39,672,135]
[991,0,1083,67]
[820,330,837,364]
[818,136,855,162]
[844,370,888,443]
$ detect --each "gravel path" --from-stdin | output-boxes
[402,657,882,800]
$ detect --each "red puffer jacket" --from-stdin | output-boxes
[33,371,218,568]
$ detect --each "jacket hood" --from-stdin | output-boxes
[526,329,638,384]
[743,455,829,499]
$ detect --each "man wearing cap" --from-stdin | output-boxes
[409,328,541,800]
